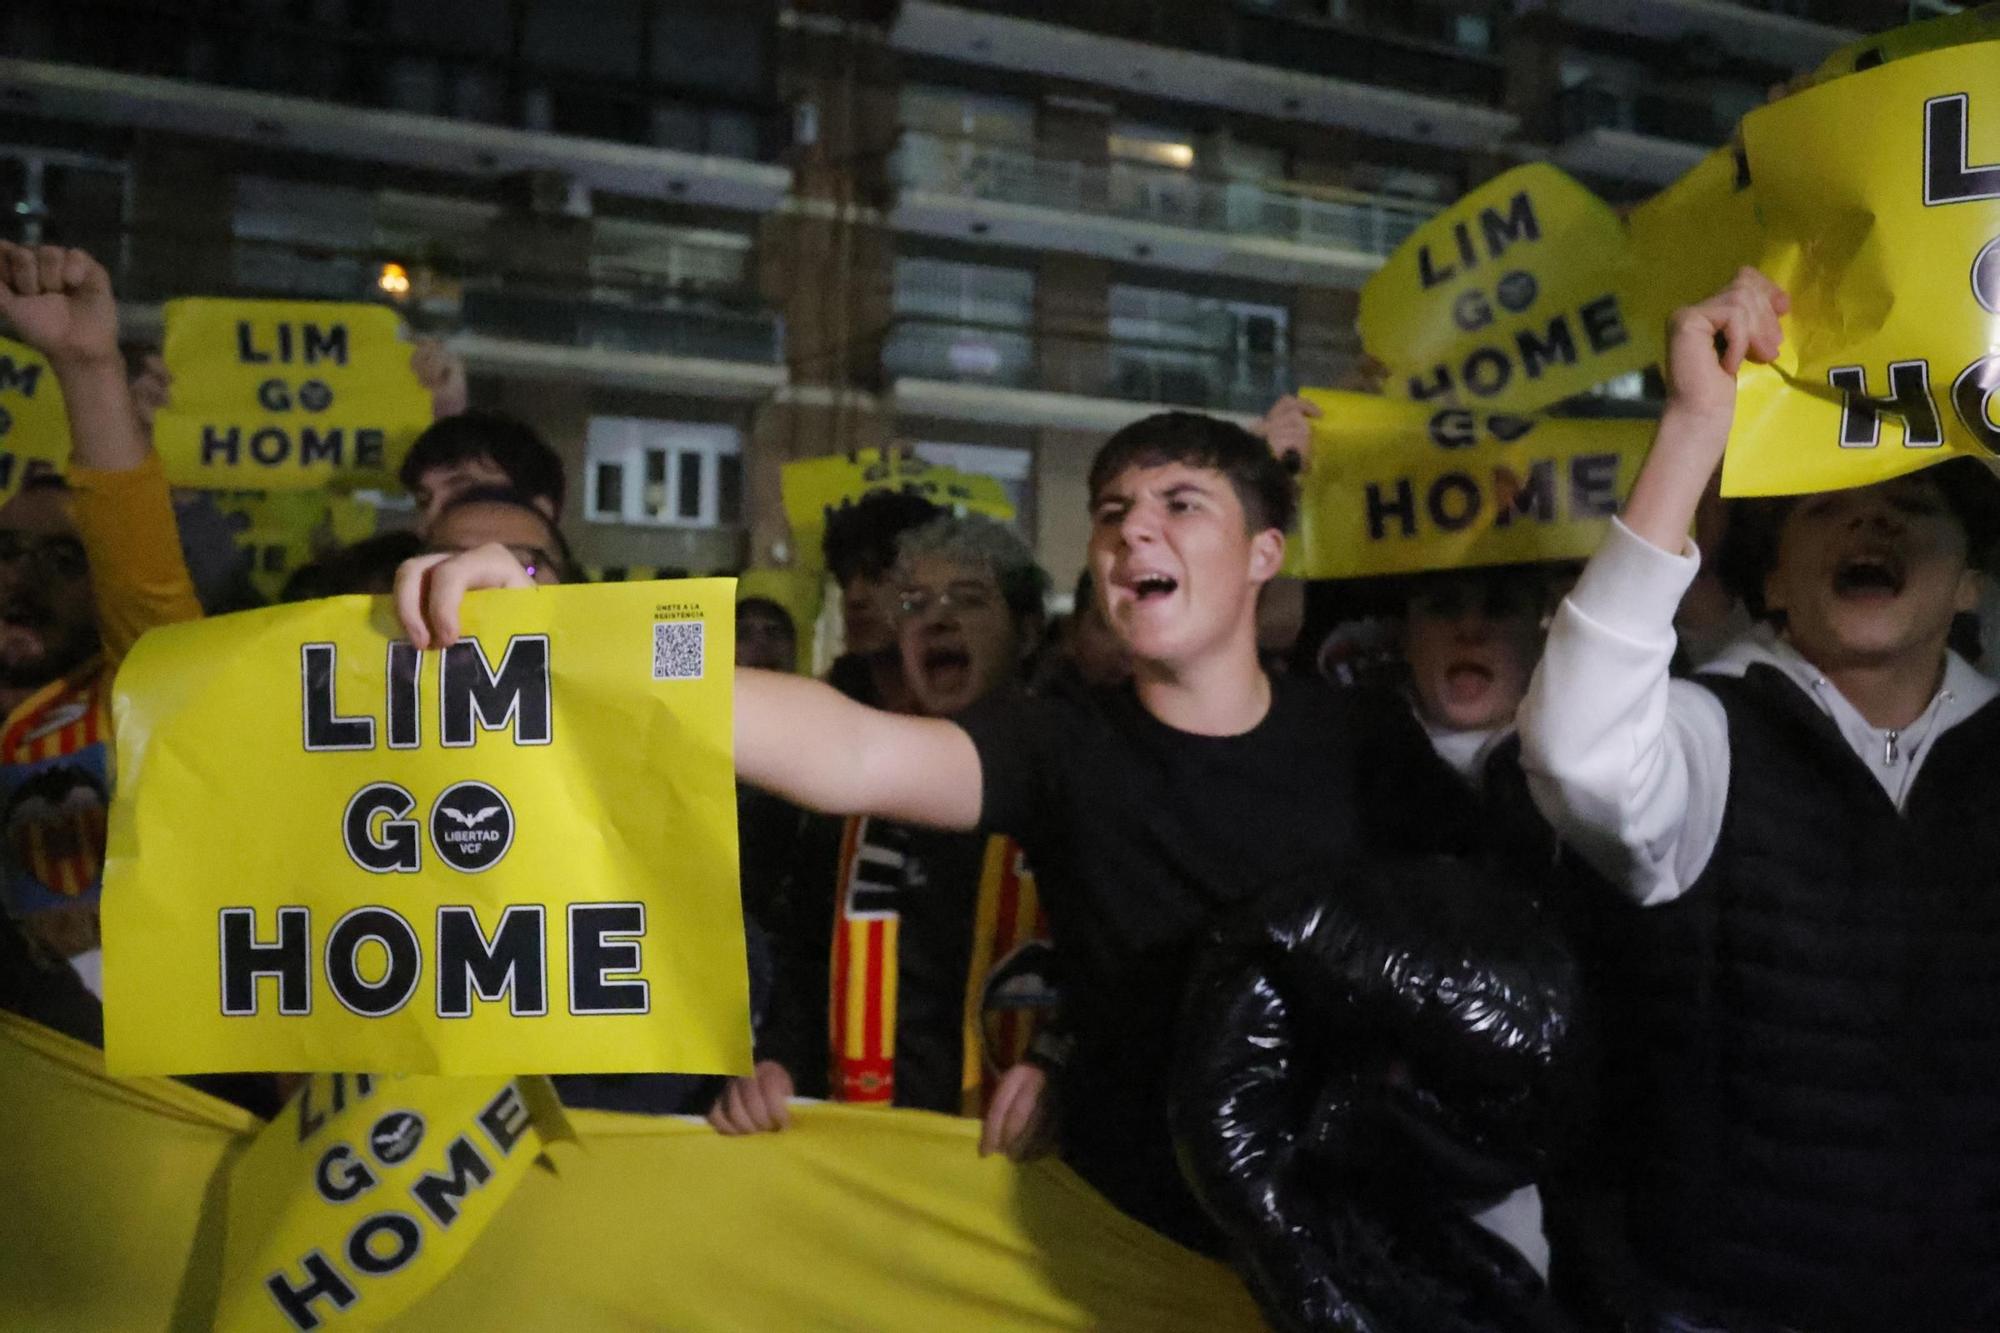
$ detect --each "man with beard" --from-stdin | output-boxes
[0,242,201,998]
[710,514,1061,1159]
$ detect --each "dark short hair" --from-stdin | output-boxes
[399,411,566,511]
[1087,411,1297,535]
[281,530,423,602]
[736,596,796,636]
[1719,458,2000,619]
[821,490,946,587]
[432,484,576,582]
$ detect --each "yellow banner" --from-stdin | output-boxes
[0,1012,1263,1332]
[1358,163,1657,414]
[0,336,70,500]
[153,299,432,491]
[1626,144,1763,338]
[217,1073,569,1331]
[101,580,750,1077]
[1287,389,1651,579]
[781,448,1015,568]
[1722,42,2000,497]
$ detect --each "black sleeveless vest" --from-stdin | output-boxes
[1618,664,2000,1330]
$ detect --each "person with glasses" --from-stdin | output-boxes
[0,241,203,1019]
[710,514,1063,1161]
[423,485,575,586]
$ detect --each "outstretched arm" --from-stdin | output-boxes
[396,548,984,831]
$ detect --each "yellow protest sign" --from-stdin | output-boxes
[217,1073,567,1332]
[0,1012,1263,1333]
[101,580,750,1077]
[1359,163,1656,414]
[1722,42,2000,497]
[0,336,70,500]
[781,448,1015,568]
[214,489,332,602]
[1626,145,1763,334]
[1813,3,1999,83]
[1286,388,1651,579]
[153,299,432,491]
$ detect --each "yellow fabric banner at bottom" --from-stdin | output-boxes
[0,1014,1264,1332]
[216,1072,570,1331]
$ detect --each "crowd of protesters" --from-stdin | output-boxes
[6,234,2000,1332]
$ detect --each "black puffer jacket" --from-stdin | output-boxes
[1170,859,1580,1333]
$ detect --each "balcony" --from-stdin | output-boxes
[1550,0,1874,70]
[1553,83,1721,186]
[884,317,1351,429]
[887,1,1518,152]
[893,131,1434,287]
[0,59,792,216]
[109,226,786,400]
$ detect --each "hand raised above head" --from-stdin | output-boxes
[1664,266,1791,428]
[0,242,121,368]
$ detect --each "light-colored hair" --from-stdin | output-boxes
[893,514,1050,620]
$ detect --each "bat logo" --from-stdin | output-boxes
[429,781,514,874]
[368,1110,425,1166]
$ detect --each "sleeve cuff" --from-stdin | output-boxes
[1566,517,1701,644]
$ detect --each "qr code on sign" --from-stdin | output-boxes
[652,621,705,680]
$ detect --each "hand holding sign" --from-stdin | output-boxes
[1664,268,1791,428]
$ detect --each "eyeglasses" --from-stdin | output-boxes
[0,532,88,580]
[896,583,1000,620]
[423,543,563,584]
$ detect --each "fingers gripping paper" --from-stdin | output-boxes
[1723,42,2000,497]
[101,580,750,1077]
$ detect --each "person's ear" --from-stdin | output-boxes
[1954,566,1982,616]
[533,495,559,522]
[1247,529,1285,584]
[1762,567,1787,617]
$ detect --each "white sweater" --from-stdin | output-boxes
[1519,518,1999,907]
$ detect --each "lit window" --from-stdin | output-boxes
[585,417,742,530]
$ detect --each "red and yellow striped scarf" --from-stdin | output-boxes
[828,816,1049,1115]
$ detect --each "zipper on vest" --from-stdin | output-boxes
[1883,729,1900,766]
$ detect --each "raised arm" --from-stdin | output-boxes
[1518,269,1786,905]
[396,548,984,832]
[0,243,201,662]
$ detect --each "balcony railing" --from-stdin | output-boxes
[924,0,1508,105]
[895,132,1435,259]
[884,317,1352,415]
[98,225,781,364]
[1558,83,1736,148]
[5,0,784,158]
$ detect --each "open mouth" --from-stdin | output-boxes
[1831,553,1905,600]
[922,645,972,692]
[1124,572,1179,603]
[1443,661,1494,703]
